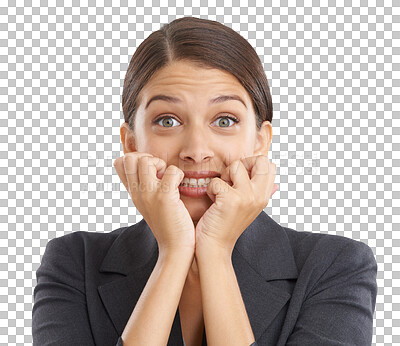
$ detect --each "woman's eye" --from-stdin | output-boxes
[153,116,180,127]
[213,115,239,128]
[153,115,239,128]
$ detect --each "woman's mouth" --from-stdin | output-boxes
[178,178,211,197]
[179,177,212,188]
[178,171,221,198]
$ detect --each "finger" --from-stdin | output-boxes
[206,177,230,202]
[123,152,153,195]
[113,156,129,192]
[219,156,258,185]
[249,156,272,186]
[239,156,259,178]
[160,165,184,193]
[226,160,252,190]
[138,155,167,192]
[264,162,277,204]
[246,156,276,205]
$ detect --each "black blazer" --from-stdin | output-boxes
[32,211,377,345]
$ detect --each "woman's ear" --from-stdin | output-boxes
[120,122,137,154]
[254,121,272,156]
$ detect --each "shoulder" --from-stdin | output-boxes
[47,226,127,247]
[282,225,376,259]
[36,225,135,290]
[39,226,129,268]
[281,226,377,278]
[279,227,377,344]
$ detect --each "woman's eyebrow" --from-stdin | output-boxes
[145,94,248,109]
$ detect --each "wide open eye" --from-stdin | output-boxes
[212,115,240,128]
[153,116,180,127]
[153,114,240,128]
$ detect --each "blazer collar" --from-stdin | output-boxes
[98,211,298,344]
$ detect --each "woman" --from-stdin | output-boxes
[32,17,377,346]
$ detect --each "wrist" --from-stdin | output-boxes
[195,240,233,265]
[158,245,194,265]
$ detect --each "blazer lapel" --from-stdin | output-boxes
[97,211,298,344]
[231,211,298,341]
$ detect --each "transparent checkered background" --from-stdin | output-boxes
[1,0,398,345]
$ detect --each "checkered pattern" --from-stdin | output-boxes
[1,1,398,345]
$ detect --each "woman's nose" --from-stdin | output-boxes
[178,128,214,164]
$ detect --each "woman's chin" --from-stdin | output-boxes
[181,195,212,225]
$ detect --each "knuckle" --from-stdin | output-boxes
[138,155,147,164]
[229,159,239,168]
[166,165,183,177]
[167,164,177,170]
[229,160,241,174]
[138,156,152,172]
[123,153,138,168]
[124,152,135,160]
[154,156,166,165]
[163,165,173,177]
[122,154,130,165]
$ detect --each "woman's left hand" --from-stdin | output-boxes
[195,155,278,257]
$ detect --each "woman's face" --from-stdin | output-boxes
[120,60,272,224]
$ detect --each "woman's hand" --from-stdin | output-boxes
[113,152,196,254]
[195,155,277,256]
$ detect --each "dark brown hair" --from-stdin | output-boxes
[122,16,273,133]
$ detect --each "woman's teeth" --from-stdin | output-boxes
[180,177,212,187]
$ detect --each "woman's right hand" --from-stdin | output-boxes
[113,152,195,255]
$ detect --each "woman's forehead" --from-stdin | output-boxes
[143,84,248,100]
[134,60,255,114]
[143,61,244,91]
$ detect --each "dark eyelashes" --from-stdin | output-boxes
[223,115,240,123]
[153,114,240,126]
